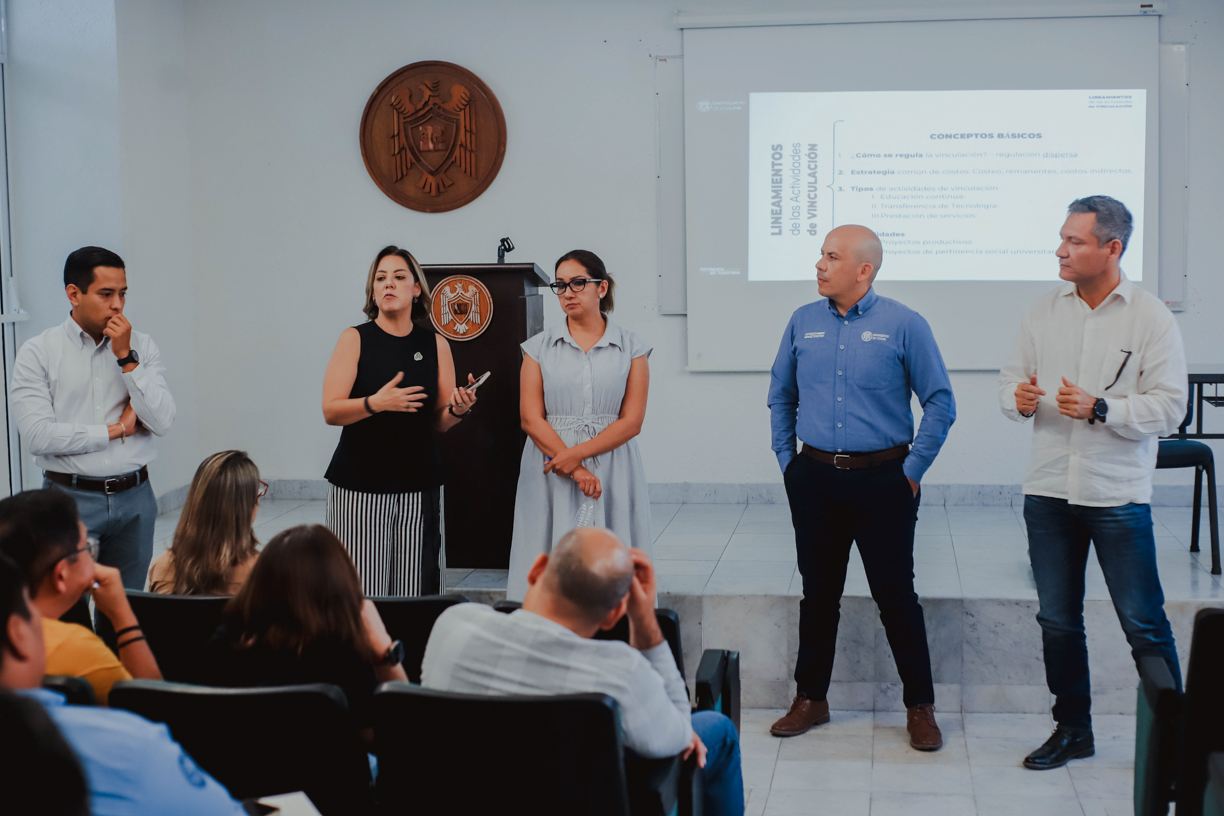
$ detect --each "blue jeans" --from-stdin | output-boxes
[45,477,158,590]
[692,711,744,816]
[1024,496,1181,730]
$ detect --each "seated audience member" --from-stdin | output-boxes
[0,691,90,816]
[422,528,744,816]
[0,490,160,704]
[149,450,263,595]
[205,524,407,732]
[0,555,246,815]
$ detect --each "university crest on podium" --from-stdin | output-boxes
[429,275,494,341]
[360,61,507,213]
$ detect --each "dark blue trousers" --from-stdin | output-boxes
[1024,495,1181,730]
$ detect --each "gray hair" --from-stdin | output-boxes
[1068,196,1133,256]
[549,528,633,624]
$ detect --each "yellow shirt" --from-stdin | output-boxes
[42,617,131,706]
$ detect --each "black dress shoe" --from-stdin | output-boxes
[1023,726,1095,770]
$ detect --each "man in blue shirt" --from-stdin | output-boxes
[0,555,246,816]
[767,225,956,750]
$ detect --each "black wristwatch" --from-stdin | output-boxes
[1089,398,1108,425]
[115,350,139,368]
[379,639,404,667]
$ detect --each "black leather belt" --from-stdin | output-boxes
[801,444,909,470]
[46,466,149,495]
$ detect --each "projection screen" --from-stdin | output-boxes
[683,16,1160,371]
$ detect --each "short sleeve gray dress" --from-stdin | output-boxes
[506,320,654,601]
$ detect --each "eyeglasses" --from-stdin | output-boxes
[548,278,600,295]
[257,480,269,500]
[67,537,100,563]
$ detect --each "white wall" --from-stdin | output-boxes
[173,0,1221,491]
[7,0,1220,497]
[4,0,200,495]
[113,0,200,494]
[6,0,125,487]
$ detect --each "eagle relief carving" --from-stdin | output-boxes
[428,275,494,341]
[360,62,507,214]
[389,81,475,196]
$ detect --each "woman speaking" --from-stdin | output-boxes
[506,249,653,601]
[322,245,475,596]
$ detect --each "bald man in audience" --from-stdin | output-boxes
[423,528,744,816]
[768,225,956,748]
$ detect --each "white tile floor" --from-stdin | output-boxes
[740,708,1137,816]
[153,498,1222,603]
[444,501,1221,602]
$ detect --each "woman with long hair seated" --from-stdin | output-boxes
[204,524,408,729]
[148,450,263,596]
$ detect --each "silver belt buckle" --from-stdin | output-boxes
[833,454,851,470]
[103,478,120,495]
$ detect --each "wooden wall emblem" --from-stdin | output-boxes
[360,62,507,213]
[429,275,494,341]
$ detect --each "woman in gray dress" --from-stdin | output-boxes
[506,250,653,601]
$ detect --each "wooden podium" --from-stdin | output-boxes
[421,262,548,568]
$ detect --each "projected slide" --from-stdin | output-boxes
[748,89,1146,281]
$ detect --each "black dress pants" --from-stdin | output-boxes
[783,453,934,708]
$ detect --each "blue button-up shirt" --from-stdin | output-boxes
[22,688,246,816]
[768,288,956,481]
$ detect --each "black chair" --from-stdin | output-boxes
[42,675,97,706]
[121,591,230,682]
[1159,396,1220,574]
[109,679,371,816]
[696,649,741,733]
[493,599,739,730]
[1205,752,1224,816]
[1176,608,1224,816]
[374,683,700,816]
[369,594,468,683]
[1134,655,1181,816]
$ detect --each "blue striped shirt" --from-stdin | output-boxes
[768,288,956,481]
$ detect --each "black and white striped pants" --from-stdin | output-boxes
[325,483,443,597]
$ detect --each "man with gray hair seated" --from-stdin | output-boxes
[422,528,744,816]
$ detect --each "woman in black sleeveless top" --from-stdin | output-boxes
[321,246,476,595]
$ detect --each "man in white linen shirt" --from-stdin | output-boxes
[423,528,744,816]
[10,247,175,591]
[999,196,1186,772]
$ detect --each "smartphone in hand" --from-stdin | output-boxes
[466,371,491,393]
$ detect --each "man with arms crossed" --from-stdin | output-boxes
[423,528,744,816]
[1001,196,1186,770]
[768,225,956,749]
[11,247,175,591]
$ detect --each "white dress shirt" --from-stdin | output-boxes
[10,314,175,477]
[999,276,1187,507]
[422,603,693,759]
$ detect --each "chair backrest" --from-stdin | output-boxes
[1177,608,1224,816]
[41,675,97,706]
[124,591,230,683]
[374,682,630,816]
[1182,390,1195,433]
[1135,655,1181,816]
[109,679,371,816]
[1206,753,1224,816]
[493,600,686,677]
[369,594,468,683]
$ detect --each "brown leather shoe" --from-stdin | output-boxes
[907,703,943,751]
[770,695,830,737]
